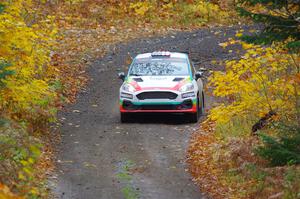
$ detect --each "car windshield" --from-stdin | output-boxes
[129,58,189,76]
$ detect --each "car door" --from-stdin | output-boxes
[189,58,203,94]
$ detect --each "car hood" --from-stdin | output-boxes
[128,76,190,90]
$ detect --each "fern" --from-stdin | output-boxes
[256,124,300,166]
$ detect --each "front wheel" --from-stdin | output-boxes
[120,113,130,123]
[189,112,199,123]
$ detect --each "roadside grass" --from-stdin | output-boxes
[116,160,140,199]
[122,185,139,199]
[0,121,52,199]
[215,116,256,140]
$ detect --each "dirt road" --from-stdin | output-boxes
[53,27,241,199]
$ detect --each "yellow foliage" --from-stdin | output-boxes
[0,0,57,119]
[129,2,153,16]
[125,0,234,24]
[195,1,229,22]
[209,41,299,125]
[0,184,23,199]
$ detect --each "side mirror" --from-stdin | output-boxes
[118,72,126,81]
[195,68,207,80]
[195,71,203,80]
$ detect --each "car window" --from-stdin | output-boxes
[129,58,189,76]
[188,57,195,77]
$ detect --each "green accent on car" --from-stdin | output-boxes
[192,98,197,105]
[131,101,182,105]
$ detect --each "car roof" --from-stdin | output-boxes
[135,52,188,59]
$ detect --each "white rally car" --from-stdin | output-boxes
[118,51,205,123]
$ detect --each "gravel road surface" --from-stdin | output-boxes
[53,26,242,199]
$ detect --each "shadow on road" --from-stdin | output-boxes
[123,113,204,124]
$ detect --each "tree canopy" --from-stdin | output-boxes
[237,0,300,50]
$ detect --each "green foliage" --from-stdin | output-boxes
[237,0,300,50]
[0,3,5,13]
[0,118,8,127]
[245,163,268,181]
[283,167,300,198]
[116,159,139,199]
[116,159,134,181]
[256,124,300,166]
[287,40,300,51]
[121,185,139,199]
[0,123,45,198]
[0,61,14,87]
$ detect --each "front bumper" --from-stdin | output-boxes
[119,90,197,113]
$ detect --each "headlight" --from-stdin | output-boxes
[182,91,195,98]
[122,83,136,92]
[120,92,133,99]
[179,83,194,92]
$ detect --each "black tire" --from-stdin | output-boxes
[189,112,199,123]
[199,92,205,115]
[120,113,129,123]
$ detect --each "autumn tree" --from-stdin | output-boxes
[237,0,300,51]
[209,0,300,166]
[0,4,14,90]
[0,0,58,126]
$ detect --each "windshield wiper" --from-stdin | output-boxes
[129,73,141,76]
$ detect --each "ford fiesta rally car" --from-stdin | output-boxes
[118,51,205,123]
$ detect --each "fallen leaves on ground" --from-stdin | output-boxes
[187,120,231,199]
[0,184,23,199]
[187,120,300,198]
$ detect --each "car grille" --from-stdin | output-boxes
[122,100,193,110]
[136,91,178,100]
[140,105,177,110]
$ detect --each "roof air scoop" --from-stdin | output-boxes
[133,78,143,82]
[173,77,184,82]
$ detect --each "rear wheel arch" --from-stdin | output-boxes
[202,91,205,108]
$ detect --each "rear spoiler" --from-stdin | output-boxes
[179,50,190,55]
